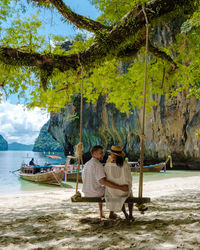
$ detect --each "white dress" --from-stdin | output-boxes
[104,162,133,211]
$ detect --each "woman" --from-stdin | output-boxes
[104,145,134,220]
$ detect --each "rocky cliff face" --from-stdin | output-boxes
[48,93,200,169]
[0,135,8,151]
[48,96,141,160]
[142,92,200,169]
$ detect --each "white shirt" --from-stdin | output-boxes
[82,157,106,197]
[104,162,133,211]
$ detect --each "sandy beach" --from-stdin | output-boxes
[0,173,200,250]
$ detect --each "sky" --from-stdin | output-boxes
[0,0,100,145]
[0,102,49,144]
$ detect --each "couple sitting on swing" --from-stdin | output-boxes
[82,145,134,220]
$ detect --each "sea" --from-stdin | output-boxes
[0,151,200,195]
[0,150,66,195]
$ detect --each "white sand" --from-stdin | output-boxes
[0,174,200,250]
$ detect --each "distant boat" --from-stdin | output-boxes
[52,155,83,182]
[65,171,82,182]
[19,164,64,185]
[46,155,62,159]
[130,156,172,172]
[52,165,82,182]
[130,162,166,172]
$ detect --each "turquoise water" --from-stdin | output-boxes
[131,169,200,182]
[0,151,66,194]
[0,151,200,195]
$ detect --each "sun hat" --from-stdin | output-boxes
[107,145,125,157]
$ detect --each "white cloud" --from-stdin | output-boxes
[0,101,49,145]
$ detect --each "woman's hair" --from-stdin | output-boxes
[116,155,124,167]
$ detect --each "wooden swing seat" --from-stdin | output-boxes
[71,196,150,203]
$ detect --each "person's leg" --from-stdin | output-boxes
[109,211,118,219]
[128,203,135,220]
[122,204,129,219]
[98,202,105,218]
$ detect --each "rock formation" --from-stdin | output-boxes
[48,93,200,169]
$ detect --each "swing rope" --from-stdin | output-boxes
[74,55,84,196]
[138,5,150,200]
[71,6,151,209]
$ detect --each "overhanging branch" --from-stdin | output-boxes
[0,46,79,71]
[149,43,177,71]
[32,0,112,33]
[1,0,196,74]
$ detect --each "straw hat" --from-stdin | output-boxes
[107,145,125,157]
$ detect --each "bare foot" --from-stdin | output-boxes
[109,212,118,219]
[100,213,106,219]
[124,212,129,220]
[129,215,135,221]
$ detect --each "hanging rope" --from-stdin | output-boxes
[138,5,150,199]
[74,55,84,196]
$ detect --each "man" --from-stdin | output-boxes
[82,145,128,218]
[29,158,35,166]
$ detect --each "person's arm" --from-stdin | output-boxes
[99,177,128,192]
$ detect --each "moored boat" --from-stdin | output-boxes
[51,155,83,182]
[19,164,64,185]
[130,156,172,172]
[130,162,166,172]
[52,164,82,182]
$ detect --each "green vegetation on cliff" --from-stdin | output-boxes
[0,135,8,151]
[33,122,63,152]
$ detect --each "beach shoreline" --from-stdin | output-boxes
[0,173,200,249]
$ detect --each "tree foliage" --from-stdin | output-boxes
[0,0,200,112]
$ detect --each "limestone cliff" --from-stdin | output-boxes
[48,96,140,160]
[48,94,200,169]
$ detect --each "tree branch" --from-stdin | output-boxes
[1,0,196,74]
[32,0,112,33]
[0,46,79,71]
[116,32,146,59]
[148,43,177,71]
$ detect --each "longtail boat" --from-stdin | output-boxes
[50,155,83,182]
[130,156,172,172]
[130,162,166,172]
[19,164,64,185]
[52,163,82,182]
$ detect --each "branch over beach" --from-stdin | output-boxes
[0,0,195,74]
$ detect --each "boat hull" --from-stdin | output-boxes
[19,170,64,185]
[131,163,165,172]
[65,172,82,182]
[51,164,83,182]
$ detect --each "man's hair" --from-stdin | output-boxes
[90,145,103,155]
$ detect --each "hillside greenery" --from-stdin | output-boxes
[33,122,63,152]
